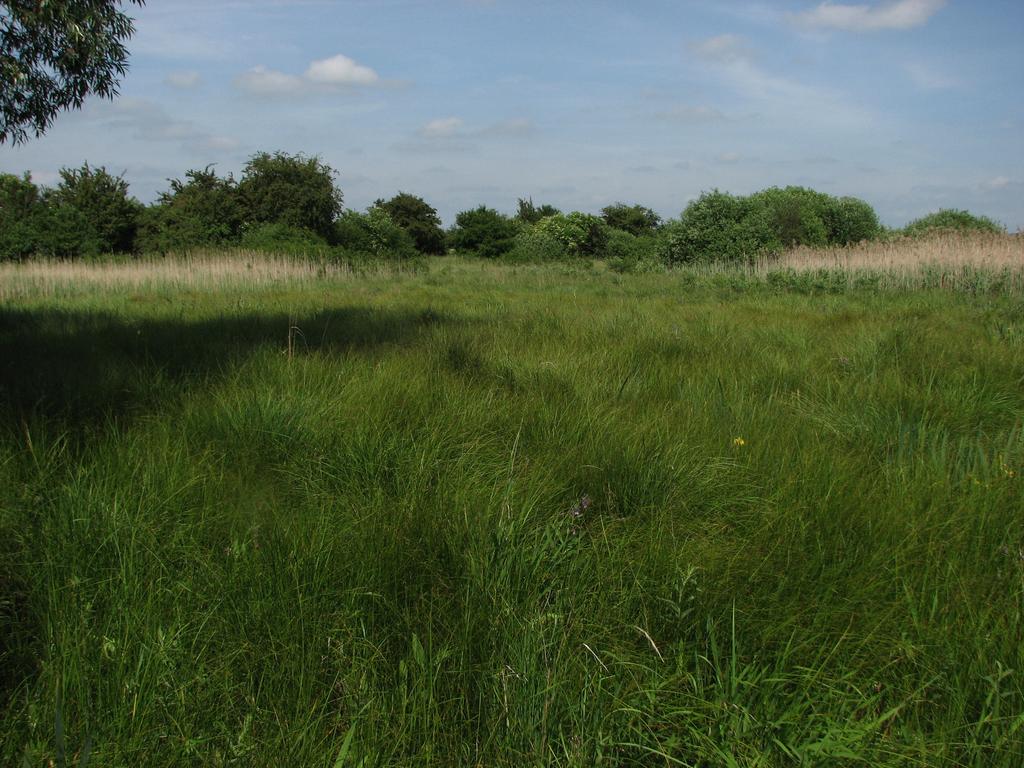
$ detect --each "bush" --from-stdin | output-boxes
[601,202,661,237]
[334,208,418,259]
[903,209,1004,236]
[659,191,780,265]
[823,196,880,245]
[534,212,608,258]
[515,198,560,224]
[604,229,662,273]
[136,167,242,254]
[239,222,329,255]
[506,226,570,262]
[0,173,44,260]
[749,186,831,248]
[374,192,446,255]
[449,206,519,258]
[47,162,141,255]
[238,151,342,240]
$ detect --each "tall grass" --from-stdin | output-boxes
[1,248,1022,765]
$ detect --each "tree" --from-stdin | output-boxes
[0,171,43,259]
[903,209,1004,237]
[534,212,608,257]
[47,162,140,255]
[237,151,343,240]
[1,0,145,144]
[374,192,446,255]
[335,207,417,259]
[449,206,519,258]
[600,203,660,236]
[136,167,242,253]
[516,197,560,224]
[658,190,779,265]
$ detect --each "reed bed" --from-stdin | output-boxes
[0,250,374,301]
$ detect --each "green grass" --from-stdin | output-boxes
[1,257,1022,766]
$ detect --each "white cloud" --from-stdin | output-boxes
[795,0,946,32]
[420,117,465,138]
[716,151,742,164]
[688,34,874,131]
[984,176,1011,190]
[235,54,385,96]
[233,65,304,94]
[305,54,380,86]
[165,70,201,89]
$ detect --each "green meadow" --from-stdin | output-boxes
[1,257,1022,766]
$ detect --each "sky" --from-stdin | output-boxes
[2,0,1022,228]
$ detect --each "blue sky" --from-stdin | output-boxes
[2,0,1022,227]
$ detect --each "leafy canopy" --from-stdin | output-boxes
[1,0,145,144]
[374,192,446,255]
[449,206,519,259]
[238,151,343,240]
[601,203,661,237]
[136,167,242,254]
[48,162,141,255]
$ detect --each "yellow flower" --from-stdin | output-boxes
[733,437,746,447]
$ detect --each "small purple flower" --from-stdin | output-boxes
[569,495,592,519]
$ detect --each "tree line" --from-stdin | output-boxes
[0,150,1005,265]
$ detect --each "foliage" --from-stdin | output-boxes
[334,207,418,259]
[47,162,140,255]
[506,225,569,262]
[601,202,661,236]
[237,151,342,240]
[374,192,446,255]
[239,222,329,255]
[0,0,145,144]
[750,186,831,247]
[604,229,662,273]
[534,212,608,258]
[904,209,1005,236]
[515,197,560,224]
[448,205,519,258]
[823,195,881,244]
[0,172,43,260]
[660,190,780,265]
[135,167,242,254]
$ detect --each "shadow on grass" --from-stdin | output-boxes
[0,305,453,424]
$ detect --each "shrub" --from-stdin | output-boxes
[35,203,95,259]
[47,162,141,255]
[660,191,780,265]
[604,229,662,273]
[334,208,418,259]
[601,202,661,237]
[534,212,608,258]
[0,172,43,260]
[135,167,242,254]
[903,209,1004,237]
[515,198,560,224]
[374,192,446,255]
[822,196,880,245]
[238,151,342,240]
[449,206,519,258]
[506,226,570,262]
[749,186,831,248]
[239,222,329,255]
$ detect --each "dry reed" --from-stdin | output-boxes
[0,250,365,301]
